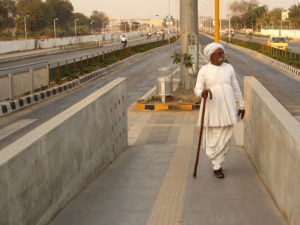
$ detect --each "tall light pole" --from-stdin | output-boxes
[74,19,79,37]
[24,14,30,39]
[53,18,59,39]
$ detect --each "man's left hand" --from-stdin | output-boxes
[238,110,245,119]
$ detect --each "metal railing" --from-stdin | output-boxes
[0,61,49,101]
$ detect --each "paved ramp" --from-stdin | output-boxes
[49,111,286,225]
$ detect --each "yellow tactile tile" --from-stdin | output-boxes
[146,115,194,225]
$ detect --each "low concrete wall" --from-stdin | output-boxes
[244,76,300,225]
[0,78,127,225]
[0,31,141,54]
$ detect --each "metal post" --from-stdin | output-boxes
[75,19,79,37]
[30,67,34,93]
[8,72,14,100]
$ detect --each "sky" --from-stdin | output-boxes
[70,0,300,19]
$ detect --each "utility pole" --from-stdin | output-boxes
[180,0,199,90]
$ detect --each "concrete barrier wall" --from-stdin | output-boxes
[0,78,127,225]
[244,76,300,225]
[0,31,141,54]
[261,29,300,39]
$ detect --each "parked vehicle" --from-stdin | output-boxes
[267,37,288,50]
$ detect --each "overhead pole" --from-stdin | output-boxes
[180,0,199,90]
[215,0,220,42]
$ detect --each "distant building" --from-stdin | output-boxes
[134,19,163,29]
[282,10,289,21]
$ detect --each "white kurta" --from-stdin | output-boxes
[194,63,245,170]
[194,63,245,127]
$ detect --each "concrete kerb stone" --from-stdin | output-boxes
[201,32,300,79]
[0,39,178,117]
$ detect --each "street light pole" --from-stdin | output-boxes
[54,18,59,39]
[75,19,79,37]
[24,15,29,39]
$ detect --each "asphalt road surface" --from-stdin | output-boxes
[0,42,179,150]
[234,33,300,53]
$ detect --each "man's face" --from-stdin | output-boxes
[210,48,225,66]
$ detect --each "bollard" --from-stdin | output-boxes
[92,54,94,65]
[86,55,89,66]
[97,52,100,65]
[102,51,105,60]
[80,56,83,72]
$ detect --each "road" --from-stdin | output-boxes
[0,41,179,150]
[200,33,300,121]
[234,33,300,53]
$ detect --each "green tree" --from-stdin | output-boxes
[15,0,48,34]
[45,0,73,29]
[0,0,17,31]
[242,5,268,28]
[74,12,89,26]
[90,10,109,32]
[230,0,258,17]
[268,8,282,28]
[289,3,300,29]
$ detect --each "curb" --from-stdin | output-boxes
[0,41,177,117]
[135,104,200,111]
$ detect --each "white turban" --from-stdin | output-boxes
[203,42,225,61]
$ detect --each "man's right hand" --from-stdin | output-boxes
[201,89,213,99]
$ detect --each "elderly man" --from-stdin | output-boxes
[194,42,245,178]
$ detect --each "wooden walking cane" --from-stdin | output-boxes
[193,90,212,178]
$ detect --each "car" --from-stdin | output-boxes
[267,37,288,50]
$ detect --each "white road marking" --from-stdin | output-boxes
[0,119,37,141]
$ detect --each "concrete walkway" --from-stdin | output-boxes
[49,110,286,225]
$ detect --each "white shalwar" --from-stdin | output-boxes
[194,62,245,170]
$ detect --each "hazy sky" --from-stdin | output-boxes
[70,0,299,19]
